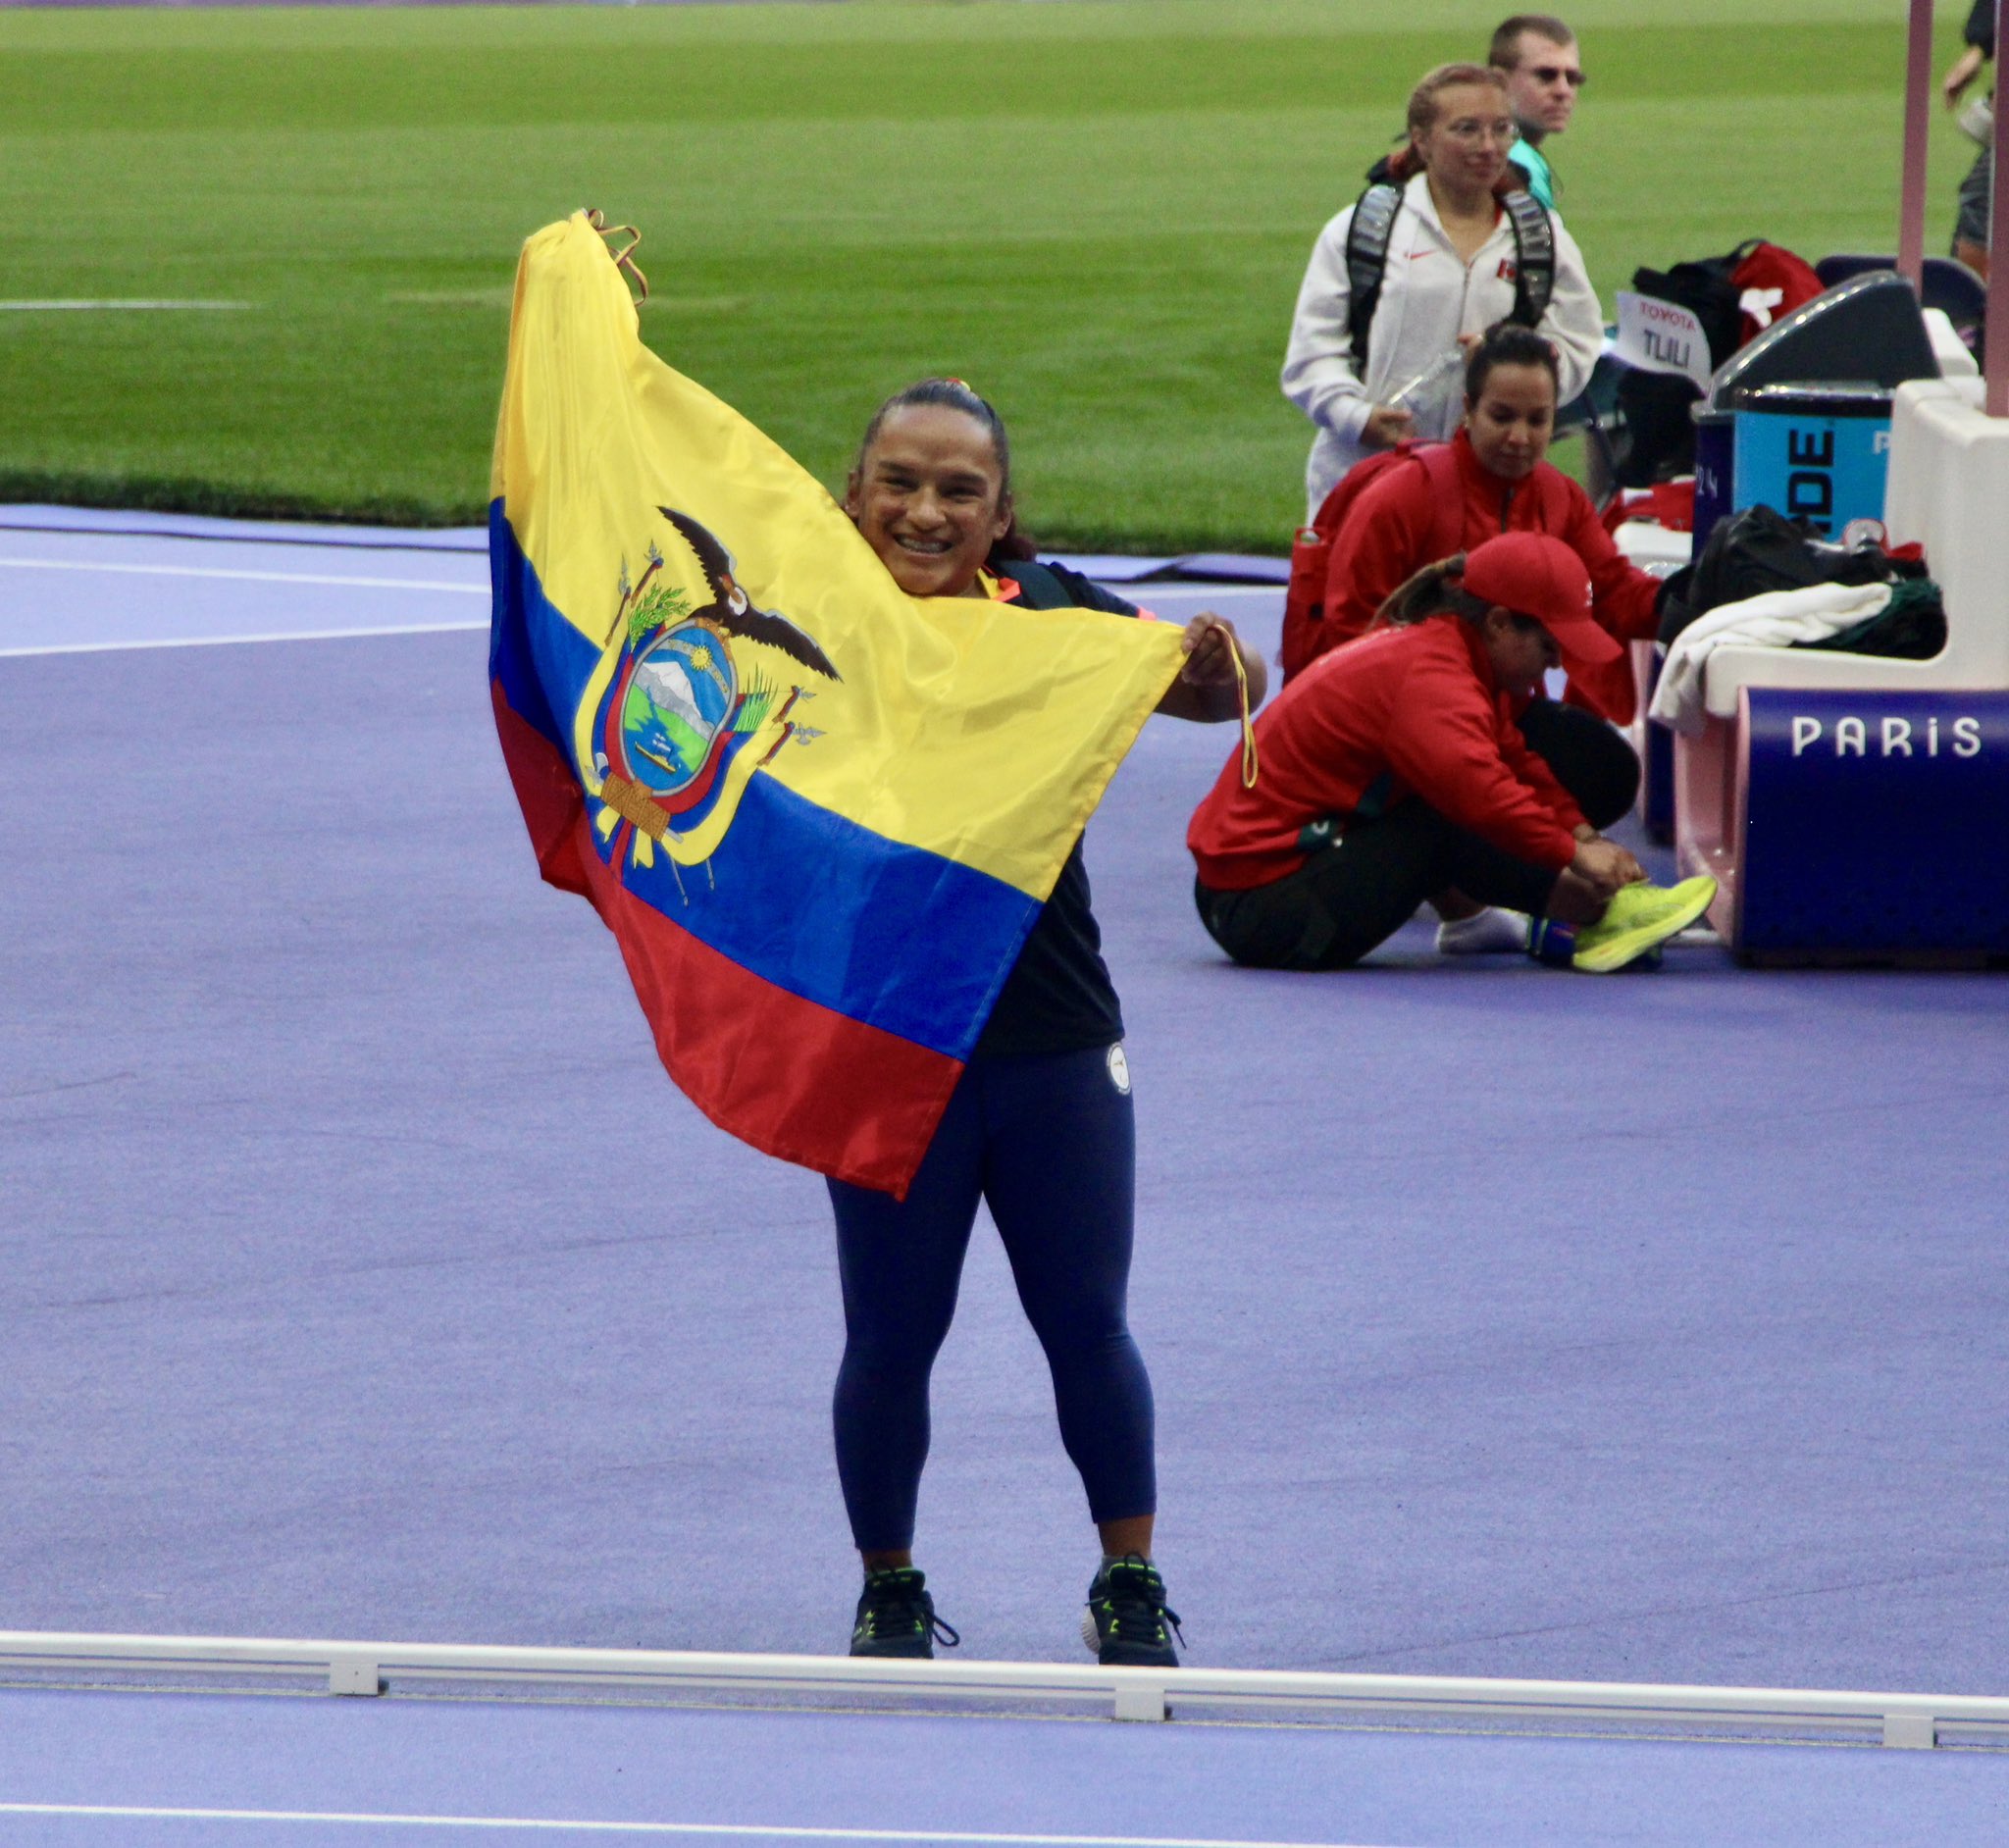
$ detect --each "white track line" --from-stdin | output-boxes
[0,555,483,593]
[0,622,486,659]
[0,1809,1396,1847]
[0,554,1251,601]
[0,299,251,312]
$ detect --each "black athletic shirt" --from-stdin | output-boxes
[972,559,1142,1060]
[1968,0,1995,60]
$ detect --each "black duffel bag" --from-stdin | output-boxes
[1657,503,1928,642]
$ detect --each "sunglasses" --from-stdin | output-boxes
[1526,64,1587,87]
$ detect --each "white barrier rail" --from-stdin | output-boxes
[2,1630,2005,1749]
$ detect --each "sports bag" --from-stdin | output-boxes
[1657,502,1926,642]
[1728,240,1825,344]
[1617,239,1825,485]
[1344,182,1555,371]
[1281,441,1465,681]
[1631,247,1749,372]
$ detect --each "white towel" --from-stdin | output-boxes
[1650,581,1893,736]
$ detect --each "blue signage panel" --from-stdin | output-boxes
[1732,407,1889,538]
[1742,689,2009,952]
[1690,410,1734,561]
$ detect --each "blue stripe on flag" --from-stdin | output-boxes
[489,501,1041,1059]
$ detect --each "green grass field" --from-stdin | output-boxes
[0,1,1984,550]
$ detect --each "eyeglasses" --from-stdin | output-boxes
[1442,117,1520,146]
[1526,64,1587,87]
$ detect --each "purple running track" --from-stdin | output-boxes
[1,1688,2005,1848]
[1,521,2005,1695]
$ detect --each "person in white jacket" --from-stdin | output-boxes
[1283,62,1603,519]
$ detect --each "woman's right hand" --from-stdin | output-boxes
[1944,46,1985,106]
[1361,404,1417,450]
[1570,837,1642,898]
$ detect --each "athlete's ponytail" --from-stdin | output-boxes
[1379,555,1479,627]
[1380,549,1553,644]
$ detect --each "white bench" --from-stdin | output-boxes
[1674,381,2009,957]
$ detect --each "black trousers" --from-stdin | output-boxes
[1196,701,1637,972]
[1520,698,1638,833]
[827,1046,1152,1551]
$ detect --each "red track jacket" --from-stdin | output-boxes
[1188,614,1587,892]
[1312,431,1663,722]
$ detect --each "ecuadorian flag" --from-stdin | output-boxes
[489,213,1185,1197]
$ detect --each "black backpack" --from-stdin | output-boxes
[1612,241,1766,487]
[1632,243,1761,373]
[1343,180,1556,370]
[1657,503,1927,642]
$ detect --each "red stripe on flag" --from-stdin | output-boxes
[492,679,959,1199]
[492,680,592,899]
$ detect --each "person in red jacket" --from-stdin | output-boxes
[1189,533,1713,973]
[1304,322,1663,735]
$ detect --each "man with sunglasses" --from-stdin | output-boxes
[1490,14,1585,212]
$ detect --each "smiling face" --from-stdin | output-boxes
[845,403,1012,599]
[1465,361,1558,481]
[1479,604,1561,695]
[1501,31,1582,138]
[1413,79,1516,196]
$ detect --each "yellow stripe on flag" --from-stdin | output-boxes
[492,212,1183,899]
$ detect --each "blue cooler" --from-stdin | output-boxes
[1728,383,1892,538]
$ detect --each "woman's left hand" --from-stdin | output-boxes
[1158,614,1267,721]
[1179,614,1240,687]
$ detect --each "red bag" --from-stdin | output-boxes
[1281,441,1464,682]
[1730,240,1825,346]
[1601,478,1697,537]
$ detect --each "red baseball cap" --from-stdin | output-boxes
[1460,533,1621,667]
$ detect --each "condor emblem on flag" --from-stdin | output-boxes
[489,213,1185,1196]
[586,507,838,882]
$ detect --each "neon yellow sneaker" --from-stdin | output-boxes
[1571,876,1718,974]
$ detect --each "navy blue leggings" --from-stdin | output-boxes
[827,1045,1156,1552]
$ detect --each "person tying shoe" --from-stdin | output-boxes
[1190,534,1714,975]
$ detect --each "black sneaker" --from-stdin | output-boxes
[1081,1554,1183,1668]
[850,1566,959,1659]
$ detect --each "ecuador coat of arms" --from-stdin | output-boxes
[572,508,840,884]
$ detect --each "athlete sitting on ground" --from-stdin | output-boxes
[832,377,1264,1668]
[1188,533,1713,975]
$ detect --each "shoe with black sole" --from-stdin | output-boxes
[1081,1554,1182,1668]
[850,1566,959,1659]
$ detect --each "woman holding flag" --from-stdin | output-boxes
[489,223,1260,1666]
[831,378,1263,1666]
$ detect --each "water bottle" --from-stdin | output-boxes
[1385,350,1467,440]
